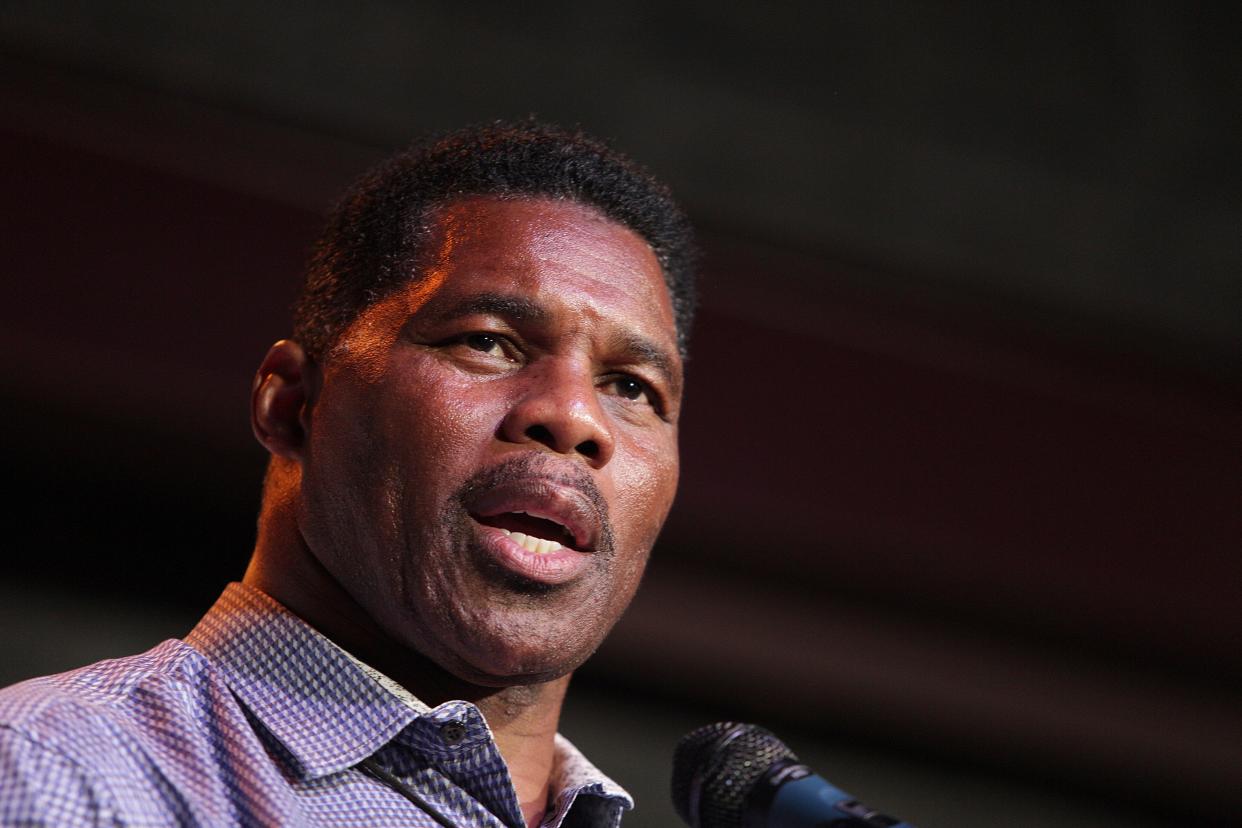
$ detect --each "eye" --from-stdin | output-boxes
[605,375,653,405]
[464,333,503,355]
[466,332,499,352]
[442,332,520,367]
[614,376,646,400]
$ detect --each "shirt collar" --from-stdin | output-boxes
[185,582,633,821]
[185,582,420,779]
[548,734,633,824]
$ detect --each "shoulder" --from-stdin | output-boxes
[0,639,209,749]
[0,640,217,825]
[0,725,119,826]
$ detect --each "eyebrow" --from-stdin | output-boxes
[422,293,550,326]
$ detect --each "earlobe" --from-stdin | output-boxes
[251,339,318,460]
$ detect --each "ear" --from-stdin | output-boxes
[251,339,318,460]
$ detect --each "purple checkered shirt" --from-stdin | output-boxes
[0,583,632,826]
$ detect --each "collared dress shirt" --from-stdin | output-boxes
[0,583,632,827]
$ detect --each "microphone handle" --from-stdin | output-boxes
[746,760,917,828]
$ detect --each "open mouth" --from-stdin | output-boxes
[459,470,603,572]
[473,510,581,555]
[458,470,606,586]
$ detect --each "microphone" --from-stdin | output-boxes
[671,722,917,828]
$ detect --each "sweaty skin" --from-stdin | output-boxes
[246,196,683,827]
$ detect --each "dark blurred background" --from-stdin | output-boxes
[1,3,1239,826]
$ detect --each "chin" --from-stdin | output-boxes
[464,643,592,687]
[459,664,573,689]
[446,619,601,688]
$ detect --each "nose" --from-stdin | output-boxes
[498,357,615,469]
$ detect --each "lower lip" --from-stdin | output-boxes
[476,524,592,585]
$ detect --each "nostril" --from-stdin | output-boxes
[525,424,554,445]
[519,424,603,460]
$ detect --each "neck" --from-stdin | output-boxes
[245,481,567,828]
[474,681,568,827]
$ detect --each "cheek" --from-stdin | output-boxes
[307,391,381,507]
[384,359,512,467]
[612,431,680,550]
[418,380,513,469]
[298,389,404,585]
[410,396,475,467]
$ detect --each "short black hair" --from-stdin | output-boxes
[292,120,697,359]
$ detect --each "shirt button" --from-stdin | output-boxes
[440,720,467,745]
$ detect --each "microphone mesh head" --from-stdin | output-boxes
[671,722,798,828]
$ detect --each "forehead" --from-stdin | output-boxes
[411,196,678,344]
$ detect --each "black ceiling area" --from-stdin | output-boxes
[1,4,1239,826]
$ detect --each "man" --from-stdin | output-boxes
[0,121,696,827]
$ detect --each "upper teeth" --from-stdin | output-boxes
[498,528,563,554]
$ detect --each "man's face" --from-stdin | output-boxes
[297,196,682,686]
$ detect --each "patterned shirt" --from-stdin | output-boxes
[0,583,632,827]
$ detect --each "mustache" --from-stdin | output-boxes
[455,454,615,556]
